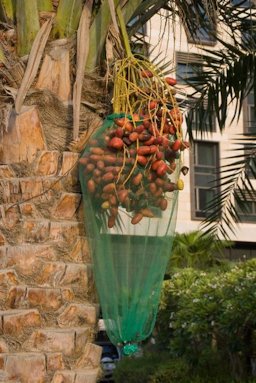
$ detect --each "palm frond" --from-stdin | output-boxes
[184,48,256,137]
[218,0,256,46]
[174,0,217,44]
[53,0,83,38]
[167,229,233,270]
[86,0,121,71]
[37,0,53,12]
[16,0,40,56]
[126,0,168,37]
[0,0,15,23]
[200,134,256,238]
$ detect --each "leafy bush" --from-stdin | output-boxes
[114,259,256,383]
[157,259,256,380]
[113,354,192,383]
[112,352,170,383]
[113,352,256,383]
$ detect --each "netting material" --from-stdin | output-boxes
[79,114,179,352]
[78,53,189,353]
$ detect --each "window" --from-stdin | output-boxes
[176,52,203,84]
[236,191,256,222]
[128,16,148,55]
[243,89,256,135]
[176,63,201,83]
[188,105,216,133]
[127,16,147,36]
[231,0,255,7]
[241,20,256,48]
[245,149,256,178]
[192,141,219,218]
[185,4,216,45]
[248,157,256,177]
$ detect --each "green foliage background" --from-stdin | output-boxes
[114,257,256,382]
[157,259,256,380]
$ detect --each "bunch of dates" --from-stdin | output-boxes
[79,106,189,228]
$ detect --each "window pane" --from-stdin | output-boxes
[127,16,146,35]
[241,20,256,50]
[194,26,215,42]
[193,142,219,218]
[195,174,215,187]
[196,142,217,166]
[249,105,255,118]
[188,107,216,132]
[240,215,256,222]
[176,63,202,84]
[198,189,216,211]
[248,90,255,104]
[186,4,216,44]
[248,105,256,131]
[244,91,256,134]
[195,165,216,173]
[249,157,256,178]
[237,199,256,222]
[231,0,253,7]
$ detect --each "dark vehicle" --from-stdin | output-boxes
[95,332,121,382]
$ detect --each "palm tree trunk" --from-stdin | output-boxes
[0,4,113,383]
[0,0,147,380]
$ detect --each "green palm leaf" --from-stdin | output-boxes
[185,52,256,134]
[167,230,232,271]
[53,0,83,38]
[201,135,256,238]
[127,0,169,37]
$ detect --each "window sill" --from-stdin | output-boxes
[187,38,217,47]
[191,213,208,221]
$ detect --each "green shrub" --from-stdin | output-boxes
[113,353,162,383]
[113,353,190,383]
[114,259,256,383]
[113,352,252,383]
[157,259,256,380]
[147,357,189,383]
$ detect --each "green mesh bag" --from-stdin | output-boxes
[79,113,183,355]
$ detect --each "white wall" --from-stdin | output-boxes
[147,11,256,242]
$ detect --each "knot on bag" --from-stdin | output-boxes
[122,342,139,356]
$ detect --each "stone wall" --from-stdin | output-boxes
[0,107,102,383]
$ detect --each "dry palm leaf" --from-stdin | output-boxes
[72,0,93,140]
[15,15,54,114]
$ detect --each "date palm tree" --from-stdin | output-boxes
[0,1,255,379]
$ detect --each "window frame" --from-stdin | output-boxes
[236,190,256,223]
[184,4,217,46]
[176,52,204,85]
[190,140,220,220]
[127,15,147,36]
[188,102,217,133]
[240,19,256,49]
[243,89,256,135]
[231,0,256,8]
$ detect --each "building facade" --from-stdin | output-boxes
[147,2,256,259]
